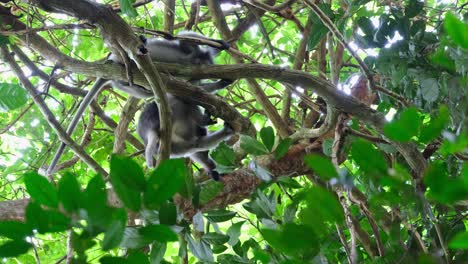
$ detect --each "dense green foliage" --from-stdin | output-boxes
[0,0,467,263]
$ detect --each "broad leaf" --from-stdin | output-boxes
[202,232,230,245]
[102,208,127,250]
[240,135,269,155]
[0,221,32,239]
[0,83,28,112]
[260,126,275,152]
[205,209,236,223]
[304,154,338,180]
[119,0,138,18]
[444,13,468,49]
[274,138,292,159]
[144,159,187,208]
[210,142,236,166]
[24,172,58,208]
[139,224,178,243]
[0,240,32,258]
[57,173,82,212]
[383,107,421,141]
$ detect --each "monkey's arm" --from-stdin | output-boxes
[111,81,153,99]
[199,79,233,93]
[171,125,233,156]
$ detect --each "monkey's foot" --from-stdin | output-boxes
[223,122,235,135]
[215,40,230,50]
[209,170,220,181]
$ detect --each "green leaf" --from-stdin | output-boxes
[109,154,145,211]
[205,209,236,223]
[120,228,151,249]
[139,224,178,243]
[0,240,32,257]
[110,155,146,191]
[262,223,319,256]
[0,83,28,112]
[71,231,96,256]
[274,138,292,159]
[260,126,275,152]
[186,233,214,262]
[322,138,334,156]
[227,221,245,246]
[150,241,167,264]
[383,107,421,141]
[100,256,126,264]
[307,4,334,50]
[444,13,468,49]
[217,254,250,263]
[159,201,177,225]
[102,208,127,250]
[277,177,302,189]
[210,142,236,166]
[84,175,107,207]
[304,154,338,180]
[449,231,468,249]
[240,135,269,155]
[83,175,110,229]
[0,35,11,46]
[25,202,70,233]
[350,139,388,175]
[202,232,230,245]
[57,173,82,212]
[24,172,58,208]
[249,162,272,181]
[243,190,276,219]
[119,0,138,18]
[144,159,187,208]
[430,48,456,72]
[127,251,150,264]
[0,221,32,239]
[300,187,344,233]
[424,161,468,204]
[420,105,450,143]
[420,78,439,103]
[212,245,228,254]
[199,180,224,205]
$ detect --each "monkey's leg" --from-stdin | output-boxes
[144,130,159,168]
[47,78,109,175]
[190,151,219,180]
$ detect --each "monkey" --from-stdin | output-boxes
[138,98,234,180]
[46,31,233,178]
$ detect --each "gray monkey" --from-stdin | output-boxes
[47,31,233,179]
[136,31,234,180]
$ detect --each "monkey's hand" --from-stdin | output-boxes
[202,110,217,126]
[222,122,235,136]
[219,79,234,87]
[215,40,230,50]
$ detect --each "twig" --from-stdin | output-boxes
[0,102,34,134]
[0,46,108,177]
